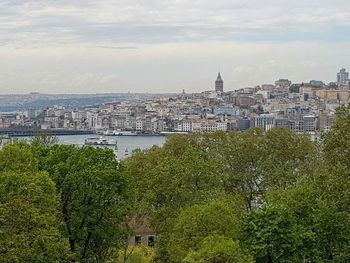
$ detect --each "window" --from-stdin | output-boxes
[134,235,142,245]
[148,236,155,247]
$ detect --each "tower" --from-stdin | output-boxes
[215,72,223,93]
[337,68,349,86]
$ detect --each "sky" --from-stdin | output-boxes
[0,0,350,94]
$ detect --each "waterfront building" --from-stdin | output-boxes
[136,119,144,131]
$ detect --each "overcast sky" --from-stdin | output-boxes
[0,0,349,94]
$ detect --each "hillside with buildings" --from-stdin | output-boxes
[1,68,349,135]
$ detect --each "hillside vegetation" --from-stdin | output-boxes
[2,104,350,262]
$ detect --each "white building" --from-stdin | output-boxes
[251,115,276,132]
[136,119,144,131]
[337,68,349,86]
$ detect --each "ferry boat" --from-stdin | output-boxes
[84,136,116,146]
[104,130,137,136]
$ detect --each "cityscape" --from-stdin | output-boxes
[3,1,350,262]
[0,67,349,136]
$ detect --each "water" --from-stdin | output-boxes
[8,135,166,160]
[59,135,166,159]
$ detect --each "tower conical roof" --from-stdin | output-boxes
[216,72,223,82]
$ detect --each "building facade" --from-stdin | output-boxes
[337,68,349,86]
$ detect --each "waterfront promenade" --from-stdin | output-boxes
[0,128,94,137]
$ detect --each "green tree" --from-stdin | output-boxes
[222,128,316,210]
[42,145,132,262]
[163,199,243,262]
[124,134,225,234]
[266,171,350,262]
[289,84,300,93]
[242,204,315,263]
[0,143,38,173]
[262,127,317,188]
[117,245,155,263]
[319,103,350,260]
[184,235,254,263]
[323,103,350,171]
[0,172,71,262]
[222,129,265,211]
[31,133,59,147]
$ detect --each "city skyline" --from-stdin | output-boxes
[0,67,348,95]
[0,0,350,94]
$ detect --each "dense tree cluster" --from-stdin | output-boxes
[0,141,131,262]
[2,104,350,262]
[125,103,350,263]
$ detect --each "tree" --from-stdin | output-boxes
[222,128,317,210]
[163,199,243,262]
[266,171,350,262]
[242,204,315,263]
[124,134,225,234]
[30,133,58,147]
[123,129,318,261]
[184,235,254,263]
[289,84,300,93]
[42,145,132,262]
[323,103,350,172]
[0,172,71,262]
[222,129,266,211]
[262,127,317,188]
[151,198,245,263]
[0,143,38,173]
[117,245,155,263]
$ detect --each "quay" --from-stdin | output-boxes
[0,129,94,137]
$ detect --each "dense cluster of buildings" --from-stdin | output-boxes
[1,68,349,134]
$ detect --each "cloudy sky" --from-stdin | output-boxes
[0,0,350,94]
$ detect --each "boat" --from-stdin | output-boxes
[84,136,116,146]
[124,147,129,156]
[104,130,137,136]
[0,134,10,146]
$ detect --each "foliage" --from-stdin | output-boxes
[220,128,316,210]
[41,145,132,262]
[184,235,254,263]
[242,204,316,263]
[163,199,243,262]
[289,84,300,93]
[262,127,317,188]
[0,143,38,173]
[4,108,350,263]
[323,103,350,172]
[125,128,318,262]
[124,133,226,233]
[266,170,350,262]
[30,133,59,147]
[0,171,71,262]
[117,245,155,263]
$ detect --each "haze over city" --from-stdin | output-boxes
[1,0,350,94]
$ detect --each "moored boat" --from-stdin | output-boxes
[104,130,137,136]
[84,136,116,146]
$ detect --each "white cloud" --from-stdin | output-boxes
[0,0,350,47]
[0,0,349,93]
[0,41,348,93]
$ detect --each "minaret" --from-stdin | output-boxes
[215,72,223,93]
